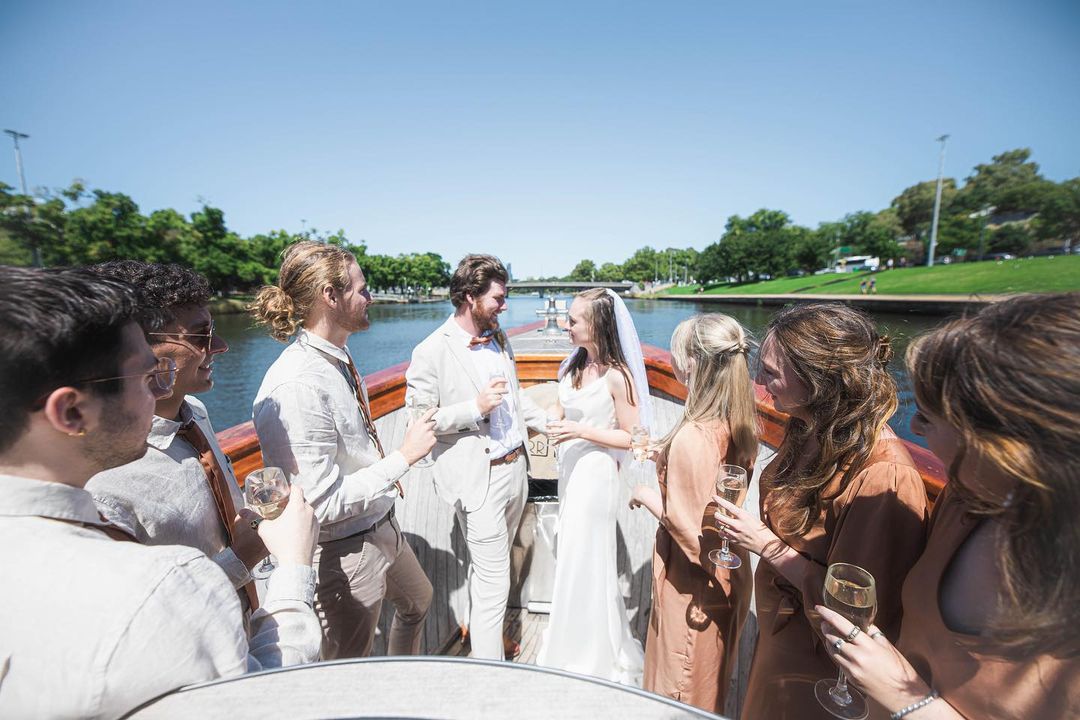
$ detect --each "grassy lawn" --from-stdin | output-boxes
[666,255,1080,296]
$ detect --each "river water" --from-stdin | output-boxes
[203,296,942,447]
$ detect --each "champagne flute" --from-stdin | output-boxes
[815,562,878,719]
[545,411,561,460]
[487,371,508,435]
[630,424,651,463]
[407,392,438,468]
[708,464,748,570]
[245,467,290,580]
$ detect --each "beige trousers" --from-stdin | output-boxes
[312,511,433,659]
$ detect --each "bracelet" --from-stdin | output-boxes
[890,690,940,720]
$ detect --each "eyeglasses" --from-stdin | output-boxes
[82,357,178,398]
[147,321,216,353]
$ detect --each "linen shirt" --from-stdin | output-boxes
[445,317,524,459]
[253,328,409,543]
[0,474,319,720]
[87,396,250,589]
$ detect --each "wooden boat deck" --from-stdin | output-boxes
[441,607,551,665]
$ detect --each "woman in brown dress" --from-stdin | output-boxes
[630,313,757,713]
[714,303,929,720]
[818,293,1080,719]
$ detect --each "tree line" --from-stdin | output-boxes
[3,147,1076,291]
[0,181,450,294]
[560,148,1079,286]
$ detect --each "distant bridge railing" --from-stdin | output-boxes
[508,281,636,295]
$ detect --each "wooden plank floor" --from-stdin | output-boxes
[442,608,551,665]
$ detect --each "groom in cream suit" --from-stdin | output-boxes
[406,254,547,660]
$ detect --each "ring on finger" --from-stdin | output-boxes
[845,626,861,642]
[870,630,884,640]
[249,518,262,530]
[833,638,845,651]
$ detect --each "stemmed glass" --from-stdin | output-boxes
[630,424,651,487]
[815,562,878,719]
[545,410,562,461]
[407,391,438,468]
[245,467,290,580]
[708,464,748,569]
[487,371,508,435]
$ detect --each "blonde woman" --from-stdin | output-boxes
[818,293,1080,719]
[630,314,758,713]
[715,303,929,719]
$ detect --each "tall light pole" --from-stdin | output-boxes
[926,134,950,267]
[4,129,43,267]
[4,129,30,196]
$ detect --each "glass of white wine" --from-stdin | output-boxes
[245,467,290,580]
[630,424,651,463]
[407,392,438,468]
[815,562,878,719]
[487,371,508,435]
[708,464,749,570]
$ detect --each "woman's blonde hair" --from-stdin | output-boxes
[907,292,1080,656]
[249,241,355,342]
[658,314,758,470]
[764,303,898,537]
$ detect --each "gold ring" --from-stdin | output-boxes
[845,626,861,642]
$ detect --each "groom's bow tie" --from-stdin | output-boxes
[468,332,496,348]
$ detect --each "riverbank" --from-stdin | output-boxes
[653,292,1000,315]
[661,254,1080,299]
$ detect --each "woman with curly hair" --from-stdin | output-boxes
[817,293,1080,719]
[715,303,929,719]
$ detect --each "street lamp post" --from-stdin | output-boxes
[4,129,42,267]
[926,134,950,267]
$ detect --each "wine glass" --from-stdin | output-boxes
[245,467,290,580]
[487,371,508,435]
[407,392,438,468]
[545,411,561,460]
[815,562,878,719]
[630,424,651,463]
[708,464,748,570]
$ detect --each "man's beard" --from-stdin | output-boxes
[85,397,149,471]
[334,302,369,333]
[471,304,500,334]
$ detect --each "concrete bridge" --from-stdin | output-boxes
[507,280,636,297]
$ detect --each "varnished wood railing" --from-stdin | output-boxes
[218,323,947,504]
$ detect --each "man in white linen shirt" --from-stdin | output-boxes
[86,261,266,612]
[0,267,321,720]
[405,254,548,660]
[251,241,437,659]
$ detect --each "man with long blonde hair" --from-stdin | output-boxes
[251,241,437,659]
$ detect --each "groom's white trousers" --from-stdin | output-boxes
[455,453,528,660]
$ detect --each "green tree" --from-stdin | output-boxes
[891,178,958,242]
[567,258,597,281]
[956,148,1044,213]
[621,246,662,283]
[838,210,903,260]
[1034,177,1080,251]
[988,224,1034,255]
[595,262,623,282]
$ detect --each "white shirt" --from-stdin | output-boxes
[446,318,525,459]
[87,397,250,590]
[253,329,409,543]
[0,474,319,720]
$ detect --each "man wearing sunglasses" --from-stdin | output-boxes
[86,260,267,615]
[0,266,320,718]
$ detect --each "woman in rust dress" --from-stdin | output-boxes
[715,303,929,720]
[818,293,1080,719]
[630,313,757,713]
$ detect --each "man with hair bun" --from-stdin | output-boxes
[87,260,266,615]
[406,253,548,660]
[252,241,437,659]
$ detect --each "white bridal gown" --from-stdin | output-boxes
[536,372,644,686]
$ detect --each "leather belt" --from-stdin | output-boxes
[490,444,526,467]
[357,505,396,537]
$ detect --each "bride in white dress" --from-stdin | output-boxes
[536,288,650,685]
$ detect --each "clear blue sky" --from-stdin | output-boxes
[3,1,1078,277]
